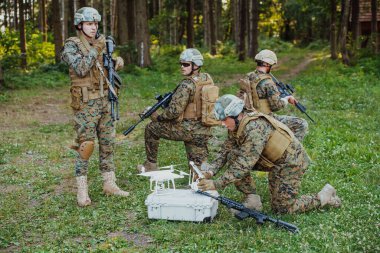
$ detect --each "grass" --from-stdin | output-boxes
[0,47,379,252]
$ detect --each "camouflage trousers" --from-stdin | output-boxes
[144,121,210,166]
[273,114,308,142]
[235,141,320,214]
[72,97,115,176]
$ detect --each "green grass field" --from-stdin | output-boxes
[0,47,379,252]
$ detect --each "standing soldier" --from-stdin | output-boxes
[138,48,219,172]
[61,7,129,207]
[238,49,309,141]
[198,95,341,214]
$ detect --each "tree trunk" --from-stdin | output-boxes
[203,0,210,48]
[117,0,128,44]
[330,0,338,59]
[14,0,18,29]
[4,0,8,28]
[78,0,86,8]
[61,0,68,40]
[19,0,27,69]
[340,0,351,65]
[209,0,217,55]
[248,0,259,59]
[102,0,107,35]
[135,0,151,67]
[216,0,223,41]
[237,0,246,61]
[371,0,378,54]
[229,0,235,41]
[186,0,194,48]
[41,0,47,42]
[127,0,135,41]
[52,0,63,64]
[351,0,360,50]
[110,0,117,36]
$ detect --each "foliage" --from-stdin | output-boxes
[0,26,55,70]
[0,47,379,252]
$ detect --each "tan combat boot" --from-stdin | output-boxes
[102,171,130,197]
[318,184,341,208]
[230,194,263,215]
[76,176,91,207]
[137,160,158,173]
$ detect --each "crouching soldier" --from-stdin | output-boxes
[198,95,341,214]
[138,48,219,172]
[237,49,308,141]
[61,7,128,207]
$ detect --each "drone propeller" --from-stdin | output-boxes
[159,164,183,169]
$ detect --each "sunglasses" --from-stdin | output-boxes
[179,62,191,68]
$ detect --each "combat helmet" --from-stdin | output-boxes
[214,95,244,121]
[254,49,277,65]
[74,7,101,26]
[180,48,204,66]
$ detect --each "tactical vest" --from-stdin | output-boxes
[182,73,220,126]
[239,71,272,114]
[234,111,295,168]
[66,35,107,106]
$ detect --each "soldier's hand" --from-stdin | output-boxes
[287,95,297,105]
[193,171,213,181]
[150,111,159,122]
[197,179,216,191]
[115,57,124,70]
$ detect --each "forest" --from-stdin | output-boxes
[0,0,379,74]
[0,0,379,252]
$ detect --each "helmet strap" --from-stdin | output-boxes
[231,115,240,129]
[191,63,201,75]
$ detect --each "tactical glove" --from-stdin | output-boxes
[197,179,216,191]
[115,56,124,70]
[150,111,159,122]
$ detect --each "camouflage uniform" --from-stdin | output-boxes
[61,35,115,176]
[209,111,320,214]
[145,73,212,166]
[238,70,308,142]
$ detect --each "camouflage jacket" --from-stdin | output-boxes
[237,69,286,112]
[61,36,101,77]
[210,112,307,189]
[157,73,212,135]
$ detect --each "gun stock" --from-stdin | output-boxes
[196,190,299,233]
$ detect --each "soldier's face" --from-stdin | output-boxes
[81,21,98,38]
[221,117,236,131]
[180,61,193,76]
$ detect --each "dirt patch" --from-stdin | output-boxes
[0,184,23,194]
[108,231,154,247]
[0,87,71,131]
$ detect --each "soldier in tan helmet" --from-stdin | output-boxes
[237,49,309,142]
[61,7,128,207]
[199,95,341,214]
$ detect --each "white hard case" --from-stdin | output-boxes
[145,189,218,222]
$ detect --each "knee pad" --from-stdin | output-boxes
[78,141,95,160]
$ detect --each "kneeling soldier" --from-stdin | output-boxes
[61,7,128,207]
[138,48,219,172]
[198,95,341,214]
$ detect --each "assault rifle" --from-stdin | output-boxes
[197,190,299,233]
[103,36,122,121]
[123,91,174,136]
[270,74,315,123]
